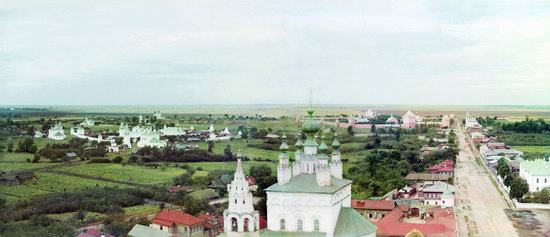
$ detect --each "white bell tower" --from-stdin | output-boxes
[223,154,260,236]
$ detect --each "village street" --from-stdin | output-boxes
[454,125,519,237]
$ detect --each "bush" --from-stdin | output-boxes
[112,156,123,163]
[88,158,112,163]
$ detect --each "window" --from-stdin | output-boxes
[280,219,285,230]
[235,199,237,204]
[243,200,245,204]
[314,219,320,231]
[369,213,373,218]
[537,178,540,183]
[297,219,303,231]
[160,226,163,230]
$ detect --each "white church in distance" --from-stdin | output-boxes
[221,108,376,237]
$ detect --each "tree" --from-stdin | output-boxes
[207,140,215,153]
[371,124,376,133]
[224,144,233,160]
[497,158,510,179]
[509,177,529,201]
[503,173,516,187]
[183,196,208,216]
[17,137,35,153]
[533,188,550,204]
[347,126,354,136]
[73,210,87,223]
[29,145,38,154]
[7,142,14,153]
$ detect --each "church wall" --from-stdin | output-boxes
[266,192,339,235]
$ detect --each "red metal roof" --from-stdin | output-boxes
[351,200,395,211]
[76,229,114,237]
[375,207,456,237]
[152,210,204,227]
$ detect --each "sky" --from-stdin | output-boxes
[1,0,549,105]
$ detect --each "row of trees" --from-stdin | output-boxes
[501,117,550,133]
[131,146,229,163]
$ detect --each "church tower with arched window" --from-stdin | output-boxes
[223,154,260,236]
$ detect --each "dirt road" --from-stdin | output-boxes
[454,126,519,237]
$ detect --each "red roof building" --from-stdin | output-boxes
[352,200,396,221]
[375,207,456,237]
[76,229,114,237]
[428,160,454,176]
[150,210,205,236]
[198,213,221,237]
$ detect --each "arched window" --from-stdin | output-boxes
[297,219,303,231]
[243,200,245,204]
[313,219,320,231]
[280,219,285,230]
[235,199,237,204]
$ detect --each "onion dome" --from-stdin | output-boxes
[302,109,320,134]
[331,133,341,149]
[295,136,304,147]
[319,134,328,152]
[279,133,289,151]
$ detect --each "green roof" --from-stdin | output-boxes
[333,207,377,237]
[128,224,171,237]
[521,159,550,176]
[265,174,351,194]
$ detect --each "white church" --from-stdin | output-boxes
[221,108,376,237]
[48,122,66,140]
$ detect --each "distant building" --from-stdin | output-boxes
[441,114,450,128]
[386,114,399,124]
[34,131,43,138]
[520,156,550,192]
[402,111,421,129]
[365,109,377,119]
[0,171,36,185]
[159,124,185,136]
[137,130,167,148]
[153,110,162,120]
[48,122,66,140]
[70,126,85,136]
[80,118,95,127]
[374,206,457,237]
[465,112,481,129]
[64,152,78,161]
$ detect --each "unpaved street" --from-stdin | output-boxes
[454,125,519,237]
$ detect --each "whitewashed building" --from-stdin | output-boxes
[159,124,185,136]
[137,130,167,148]
[520,157,550,192]
[80,118,95,126]
[70,126,85,136]
[153,110,162,120]
[48,122,66,140]
[264,109,376,237]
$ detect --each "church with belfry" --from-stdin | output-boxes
[221,106,377,237]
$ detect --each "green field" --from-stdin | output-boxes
[513,146,550,154]
[52,163,187,185]
[0,171,130,202]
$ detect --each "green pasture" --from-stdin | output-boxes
[513,146,550,154]
[0,171,129,202]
